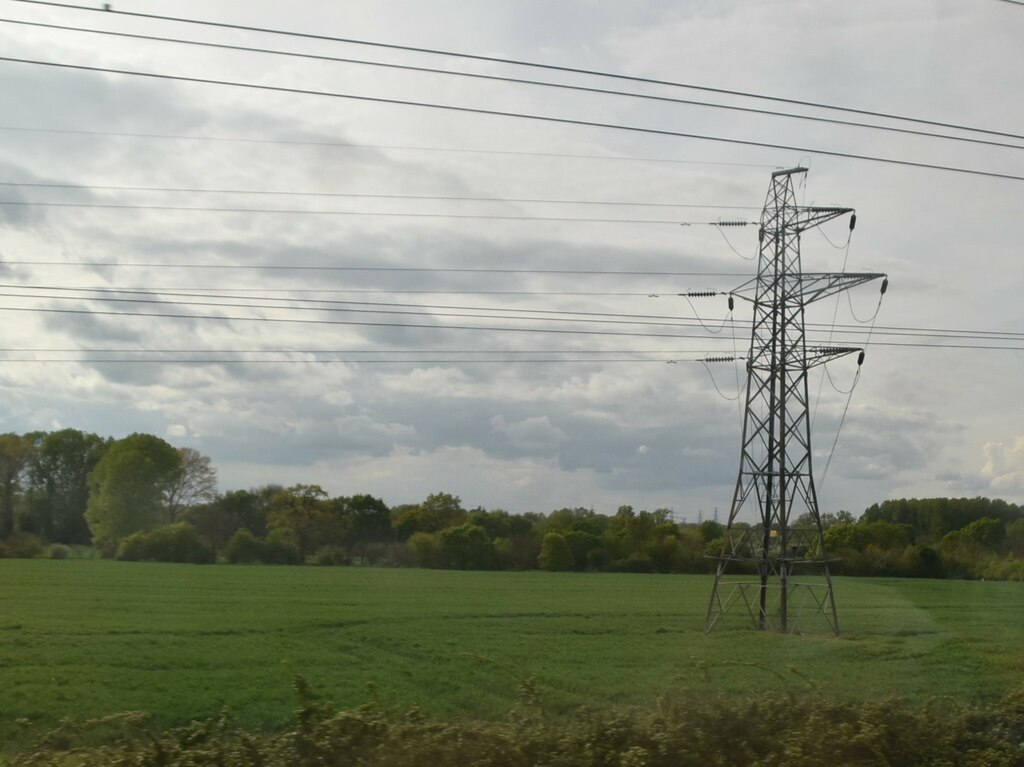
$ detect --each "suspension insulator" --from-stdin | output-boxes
[728,295,734,311]
[758,227,765,244]
[746,359,753,374]
[857,351,865,366]
[849,213,857,231]
[880,277,889,295]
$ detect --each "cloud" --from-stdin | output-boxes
[490,414,567,454]
[0,0,1019,519]
[980,439,1024,495]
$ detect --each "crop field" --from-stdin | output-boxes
[2,560,1024,745]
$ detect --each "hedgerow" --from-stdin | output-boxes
[7,679,1024,766]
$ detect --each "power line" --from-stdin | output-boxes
[0,198,713,225]
[11,0,1023,144]
[10,283,1024,344]
[0,304,769,340]
[3,16,1020,153]
[0,180,760,211]
[4,290,1022,349]
[3,56,1022,183]
[0,290,746,331]
[0,356,703,365]
[0,125,776,168]
[0,261,748,277]
[0,347,729,354]
[1,303,1019,351]
[0,286,692,297]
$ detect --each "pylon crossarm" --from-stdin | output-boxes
[729,272,885,304]
[804,345,862,367]
[783,206,853,233]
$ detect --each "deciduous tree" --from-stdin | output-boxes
[0,432,35,538]
[85,433,181,550]
[24,429,109,544]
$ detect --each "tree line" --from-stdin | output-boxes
[1,428,1022,579]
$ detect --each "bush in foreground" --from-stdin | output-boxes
[9,680,1024,766]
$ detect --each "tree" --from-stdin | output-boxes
[958,517,1006,551]
[265,484,338,560]
[439,523,495,570]
[393,492,466,538]
[539,531,573,571]
[164,447,218,523]
[0,433,35,538]
[184,486,278,557]
[1007,518,1024,558]
[24,429,109,544]
[85,433,182,550]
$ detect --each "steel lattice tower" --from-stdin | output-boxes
[705,167,885,635]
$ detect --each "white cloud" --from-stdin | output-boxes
[981,439,1024,495]
[0,0,1019,516]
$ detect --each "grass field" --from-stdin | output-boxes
[2,560,1024,745]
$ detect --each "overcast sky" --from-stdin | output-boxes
[0,0,1021,521]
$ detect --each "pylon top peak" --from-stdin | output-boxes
[771,166,809,178]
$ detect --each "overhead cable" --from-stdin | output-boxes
[0,125,777,168]
[2,16,1020,153]
[10,0,1023,144]
[1,56,1021,183]
[0,180,760,211]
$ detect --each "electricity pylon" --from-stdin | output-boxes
[705,167,886,635]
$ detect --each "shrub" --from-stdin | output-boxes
[116,524,213,564]
[13,683,1024,766]
[263,529,302,565]
[1,531,44,559]
[605,555,656,574]
[314,545,351,566]
[48,544,71,560]
[226,528,301,565]
[405,531,443,569]
[226,528,262,564]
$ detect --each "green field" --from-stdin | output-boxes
[2,560,1024,744]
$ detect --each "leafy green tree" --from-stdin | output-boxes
[226,528,262,564]
[824,521,913,552]
[1007,518,1024,558]
[392,492,466,538]
[85,433,181,550]
[265,484,337,560]
[184,485,280,557]
[958,517,1006,551]
[467,508,532,540]
[543,507,602,535]
[794,510,855,529]
[698,520,725,543]
[341,494,391,560]
[862,497,1023,543]
[439,523,495,570]
[0,432,35,538]
[494,529,542,570]
[646,534,685,573]
[23,429,109,544]
[539,531,573,571]
[406,531,443,568]
[564,529,600,570]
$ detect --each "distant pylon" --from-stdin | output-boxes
[705,168,886,635]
